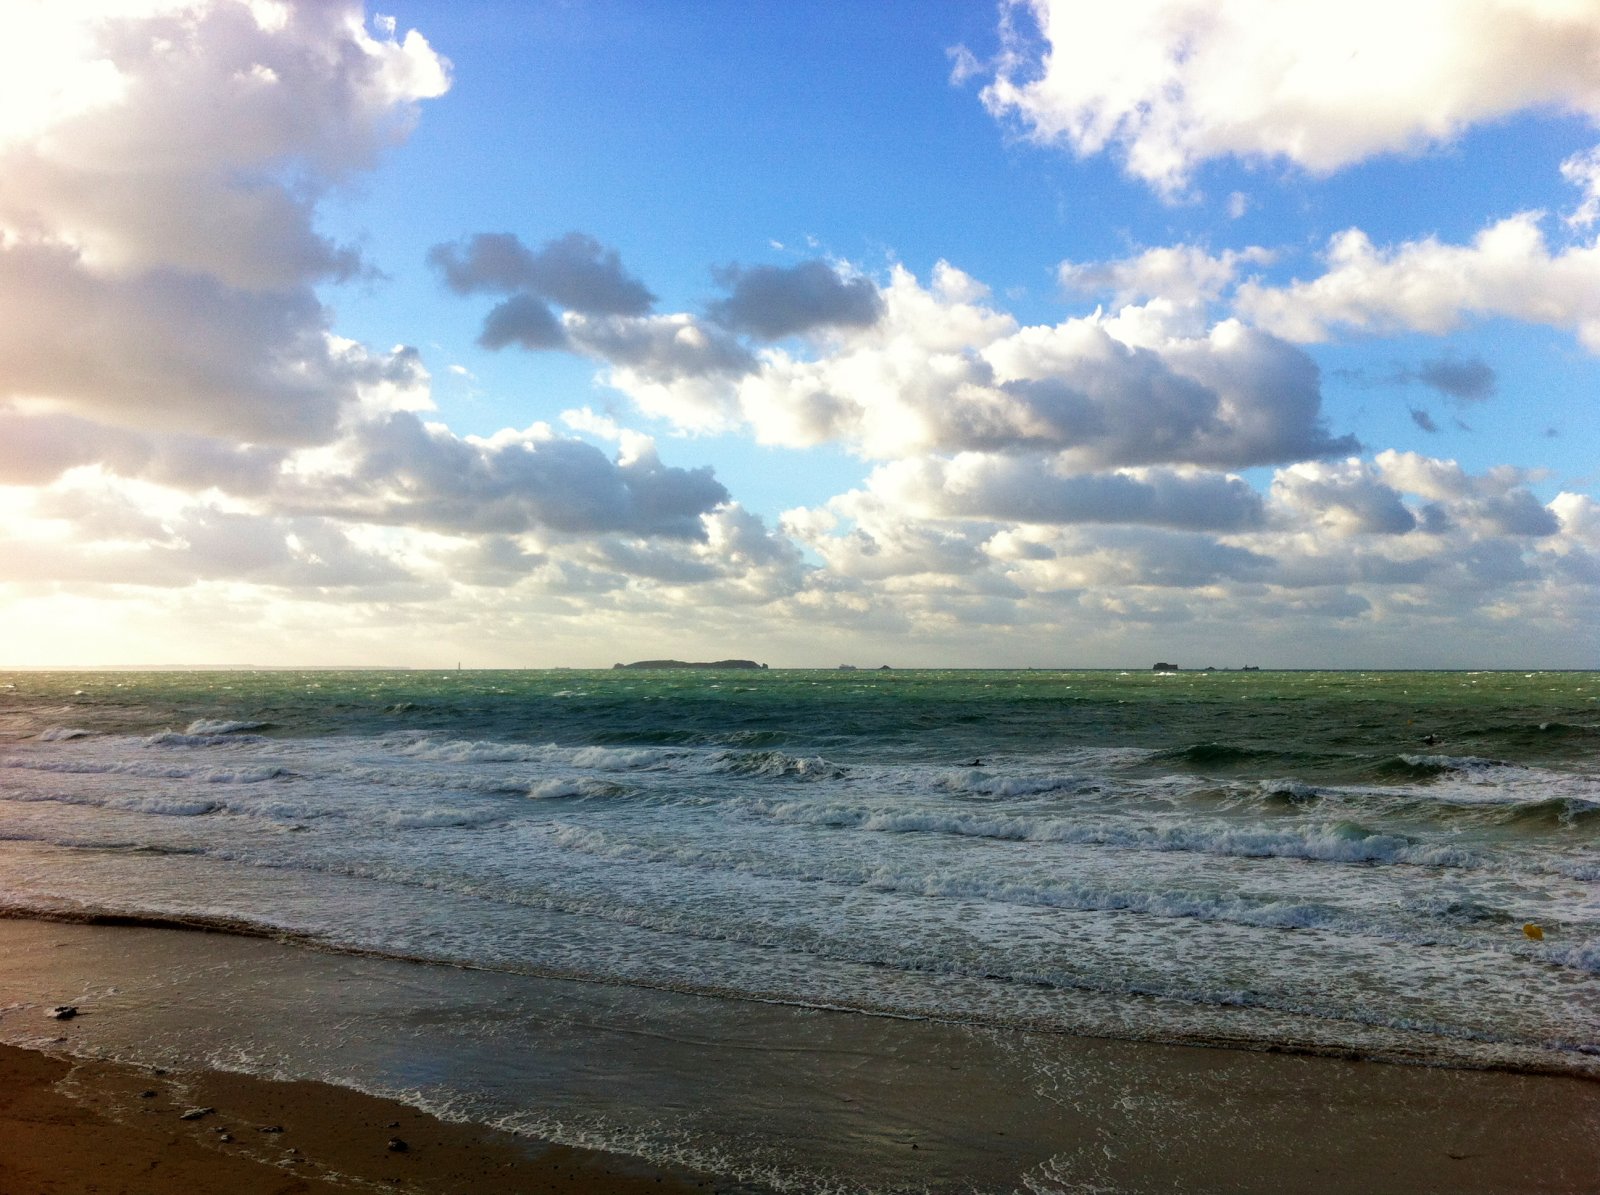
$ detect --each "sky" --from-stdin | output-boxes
[1,0,1597,669]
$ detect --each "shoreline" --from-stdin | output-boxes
[1,918,1597,1193]
[0,1041,705,1194]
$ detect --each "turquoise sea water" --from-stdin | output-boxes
[0,668,1596,1186]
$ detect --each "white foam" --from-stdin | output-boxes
[1555,938,1600,974]
[528,778,627,800]
[143,731,261,748]
[198,766,289,784]
[746,800,1482,870]
[566,746,671,770]
[37,727,92,741]
[184,719,268,735]
[384,806,505,830]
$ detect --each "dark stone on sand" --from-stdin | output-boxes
[48,1005,78,1020]
[257,1124,284,1133]
[613,659,768,670]
[387,1136,410,1152]
[179,1106,216,1121]
[139,1089,157,1099]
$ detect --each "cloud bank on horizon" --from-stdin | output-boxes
[0,0,1595,667]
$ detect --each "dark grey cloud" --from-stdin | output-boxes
[1475,490,1559,537]
[965,327,1357,469]
[1084,527,1274,588]
[566,314,756,380]
[297,413,728,540]
[0,406,285,493]
[891,458,1265,531]
[709,260,884,340]
[1337,356,1497,403]
[479,294,567,350]
[1413,357,1497,402]
[428,231,655,317]
[1409,407,1440,433]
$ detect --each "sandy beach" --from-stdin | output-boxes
[1,917,1597,1193]
[0,1042,703,1194]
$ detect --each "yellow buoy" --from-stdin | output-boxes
[1522,923,1544,941]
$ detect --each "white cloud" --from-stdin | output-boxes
[1235,215,1600,350]
[1060,245,1273,306]
[0,0,449,444]
[976,0,1600,193]
[591,262,1354,469]
[862,455,1265,531]
[1560,144,1600,227]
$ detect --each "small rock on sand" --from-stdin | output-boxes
[179,1107,216,1121]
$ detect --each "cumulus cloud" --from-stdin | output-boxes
[0,405,287,493]
[427,231,655,315]
[713,265,1356,468]
[563,259,1352,471]
[973,0,1600,193]
[1272,459,1418,536]
[863,456,1266,531]
[1235,215,1600,350]
[1561,144,1600,227]
[288,413,730,540]
[708,259,884,339]
[0,0,448,442]
[1374,450,1559,536]
[1059,244,1273,306]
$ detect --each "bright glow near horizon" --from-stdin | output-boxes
[0,0,1596,669]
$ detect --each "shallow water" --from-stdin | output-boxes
[0,668,1596,1082]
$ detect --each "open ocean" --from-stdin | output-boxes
[1,667,1597,1186]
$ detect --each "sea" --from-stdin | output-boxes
[1,667,1596,1189]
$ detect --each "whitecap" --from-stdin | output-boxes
[184,719,269,735]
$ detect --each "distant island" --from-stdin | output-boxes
[613,659,768,670]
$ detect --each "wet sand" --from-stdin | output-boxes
[0,1043,703,1194]
[1,917,1597,1193]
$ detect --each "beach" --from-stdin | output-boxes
[0,1038,698,1194]
[2,918,1598,1193]
[1,667,1596,1190]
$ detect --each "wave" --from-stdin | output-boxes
[384,805,507,830]
[735,798,1482,869]
[1497,796,1600,829]
[536,824,1600,984]
[396,738,676,771]
[527,778,631,800]
[707,750,847,781]
[36,727,92,741]
[184,719,270,736]
[1157,742,1283,768]
[1,757,288,785]
[143,731,266,748]
[3,790,222,817]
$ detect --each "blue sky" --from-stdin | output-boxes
[1,0,1597,667]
